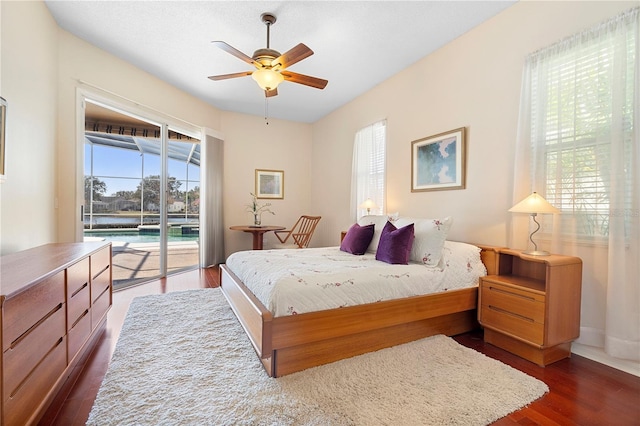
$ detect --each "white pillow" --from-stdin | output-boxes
[439,241,487,285]
[394,216,452,266]
[357,215,389,253]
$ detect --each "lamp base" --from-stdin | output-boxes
[522,250,551,256]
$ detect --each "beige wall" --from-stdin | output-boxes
[56,32,313,256]
[0,1,58,255]
[221,111,313,254]
[310,0,637,248]
[309,1,637,360]
[2,1,634,256]
[56,30,225,243]
[1,0,636,367]
[0,0,313,258]
[58,30,311,254]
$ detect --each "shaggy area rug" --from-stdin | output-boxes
[87,288,548,425]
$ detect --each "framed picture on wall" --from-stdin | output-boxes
[255,169,284,199]
[411,127,466,192]
[0,97,6,181]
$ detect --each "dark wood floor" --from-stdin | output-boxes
[39,267,640,425]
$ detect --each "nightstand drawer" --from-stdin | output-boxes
[481,281,545,324]
[481,304,544,345]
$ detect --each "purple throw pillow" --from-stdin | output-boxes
[375,221,415,264]
[340,223,375,255]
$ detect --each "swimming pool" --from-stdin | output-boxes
[83,230,199,244]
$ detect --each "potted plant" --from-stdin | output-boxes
[246,192,275,226]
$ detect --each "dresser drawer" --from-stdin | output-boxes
[2,272,65,350]
[481,281,545,324]
[68,308,91,361]
[91,246,111,281]
[67,257,90,300]
[91,286,111,329]
[3,305,66,398]
[4,336,67,426]
[67,279,90,329]
[91,270,111,305]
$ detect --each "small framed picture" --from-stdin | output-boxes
[255,169,284,199]
[411,127,466,192]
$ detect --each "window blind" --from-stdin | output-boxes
[352,120,387,218]
[529,17,636,238]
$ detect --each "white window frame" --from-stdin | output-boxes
[527,16,636,242]
[351,120,387,220]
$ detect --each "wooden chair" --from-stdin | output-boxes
[273,215,321,249]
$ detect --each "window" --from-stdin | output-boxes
[351,120,386,219]
[526,9,637,239]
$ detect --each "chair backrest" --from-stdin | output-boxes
[275,215,321,248]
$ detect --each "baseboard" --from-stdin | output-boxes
[572,343,640,377]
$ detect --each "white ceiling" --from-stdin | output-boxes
[45,1,516,123]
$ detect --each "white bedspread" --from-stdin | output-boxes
[224,241,487,317]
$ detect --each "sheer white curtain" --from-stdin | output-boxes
[512,7,639,361]
[200,133,225,267]
[350,120,387,221]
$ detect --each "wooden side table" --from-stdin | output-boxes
[230,225,286,250]
[478,248,582,366]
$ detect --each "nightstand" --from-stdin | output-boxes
[478,248,582,366]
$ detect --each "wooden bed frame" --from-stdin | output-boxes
[219,244,499,377]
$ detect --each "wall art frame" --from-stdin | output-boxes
[255,169,284,199]
[411,127,466,192]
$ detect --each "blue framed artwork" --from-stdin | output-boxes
[411,127,466,192]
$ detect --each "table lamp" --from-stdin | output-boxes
[359,198,378,215]
[509,192,559,256]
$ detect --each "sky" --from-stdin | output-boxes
[85,142,200,196]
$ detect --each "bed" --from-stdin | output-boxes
[220,215,499,377]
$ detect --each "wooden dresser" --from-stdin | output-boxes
[478,248,582,366]
[0,242,112,426]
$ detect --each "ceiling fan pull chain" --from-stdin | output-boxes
[264,97,269,125]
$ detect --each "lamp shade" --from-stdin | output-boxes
[252,68,284,90]
[509,192,559,214]
[359,198,378,211]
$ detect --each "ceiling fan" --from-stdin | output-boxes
[208,13,328,98]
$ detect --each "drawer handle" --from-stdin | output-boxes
[71,281,89,298]
[92,285,110,304]
[92,264,110,281]
[488,305,535,323]
[489,286,536,302]
[71,309,90,329]
[10,337,64,398]
[11,303,63,349]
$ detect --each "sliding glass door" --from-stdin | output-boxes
[166,133,201,274]
[83,100,201,289]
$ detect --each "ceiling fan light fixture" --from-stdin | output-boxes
[209,12,327,97]
[252,68,284,91]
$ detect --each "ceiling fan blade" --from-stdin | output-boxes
[281,71,328,89]
[211,41,260,67]
[265,88,278,98]
[271,43,314,69]
[208,71,253,81]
